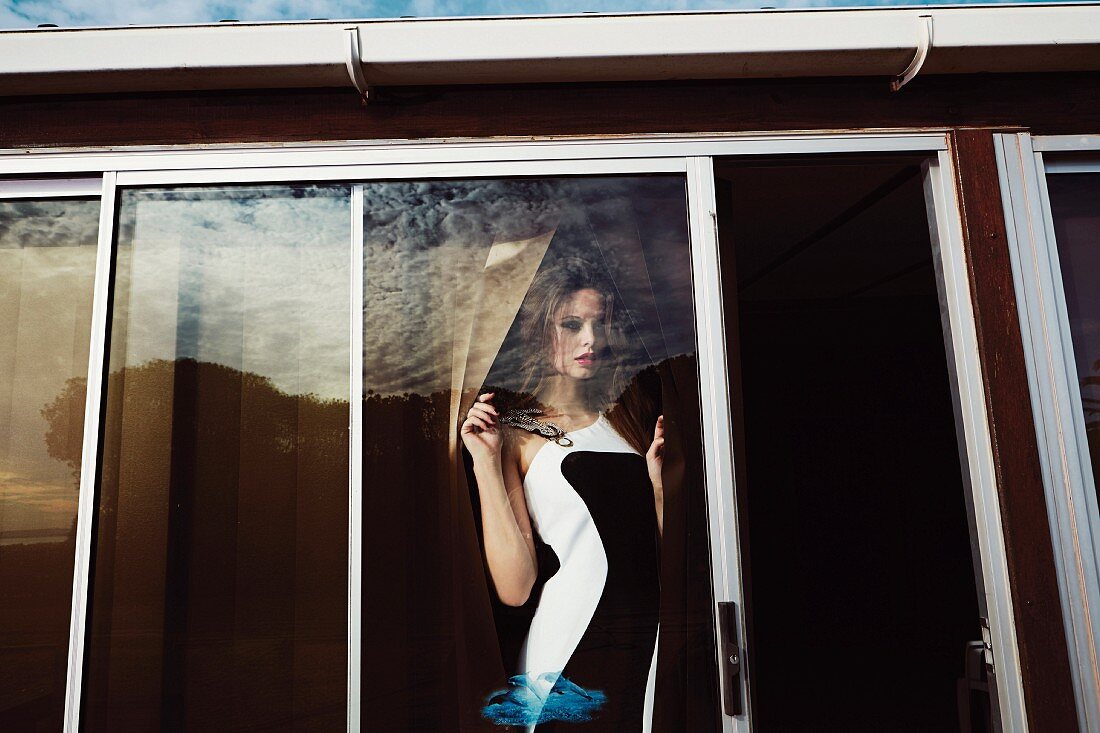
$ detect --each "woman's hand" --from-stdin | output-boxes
[646,415,665,536]
[645,414,665,488]
[461,392,503,464]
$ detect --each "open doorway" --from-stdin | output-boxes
[716,157,994,732]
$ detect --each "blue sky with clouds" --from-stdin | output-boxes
[0,0,1055,29]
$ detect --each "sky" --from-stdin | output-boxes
[0,0,1055,30]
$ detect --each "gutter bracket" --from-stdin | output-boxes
[345,26,372,105]
[891,15,933,92]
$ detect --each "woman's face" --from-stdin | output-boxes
[548,288,608,380]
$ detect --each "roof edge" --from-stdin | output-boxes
[2,5,1099,97]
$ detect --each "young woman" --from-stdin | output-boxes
[461,257,666,732]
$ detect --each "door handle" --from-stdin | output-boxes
[718,601,743,715]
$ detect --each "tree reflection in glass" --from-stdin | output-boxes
[0,198,99,731]
[82,186,351,731]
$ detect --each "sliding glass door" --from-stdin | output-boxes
[0,134,1017,733]
[50,168,730,732]
[81,185,352,730]
[715,156,1000,732]
[358,176,719,731]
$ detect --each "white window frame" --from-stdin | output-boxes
[995,132,1100,733]
[0,130,1024,733]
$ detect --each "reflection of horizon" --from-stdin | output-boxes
[4,357,353,537]
[2,199,98,542]
[0,527,70,546]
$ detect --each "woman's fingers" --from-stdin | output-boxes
[647,419,665,460]
[469,402,498,418]
[467,405,498,427]
[464,413,493,432]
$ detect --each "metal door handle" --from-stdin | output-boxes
[718,601,743,715]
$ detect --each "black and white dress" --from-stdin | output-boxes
[518,414,660,732]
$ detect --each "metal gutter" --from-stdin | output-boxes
[0,5,1099,96]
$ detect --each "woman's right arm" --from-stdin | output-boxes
[462,393,538,607]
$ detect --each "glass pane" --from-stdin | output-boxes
[84,186,351,731]
[0,198,99,731]
[361,176,719,731]
[1048,172,1100,512]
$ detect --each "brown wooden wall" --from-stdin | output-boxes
[1,72,1099,149]
[3,70,1093,732]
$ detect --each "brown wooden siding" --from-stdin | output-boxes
[1,72,1099,149]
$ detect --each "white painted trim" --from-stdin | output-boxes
[925,150,1029,732]
[1033,136,1100,153]
[0,132,948,179]
[63,172,115,733]
[687,156,750,733]
[996,131,1100,732]
[1044,160,1100,175]
[0,178,102,198]
[347,185,364,733]
[2,5,1100,95]
[0,131,950,161]
[112,159,687,187]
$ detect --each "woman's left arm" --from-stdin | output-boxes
[645,415,665,537]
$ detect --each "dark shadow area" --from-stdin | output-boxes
[67,359,349,733]
[0,528,75,732]
[717,159,985,732]
[1047,172,1100,512]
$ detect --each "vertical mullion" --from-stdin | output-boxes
[64,171,118,733]
[685,156,750,733]
[347,184,364,733]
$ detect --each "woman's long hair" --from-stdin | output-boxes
[496,256,656,455]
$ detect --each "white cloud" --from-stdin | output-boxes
[361,178,697,397]
[115,186,352,400]
[1,0,1028,31]
[1,0,387,28]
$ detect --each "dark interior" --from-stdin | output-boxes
[716,158,988,732]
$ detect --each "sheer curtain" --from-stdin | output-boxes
[361,176,718,732]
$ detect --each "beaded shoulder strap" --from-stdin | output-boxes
[499,408,574,447]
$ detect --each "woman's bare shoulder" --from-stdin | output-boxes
[503,426,544,478]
